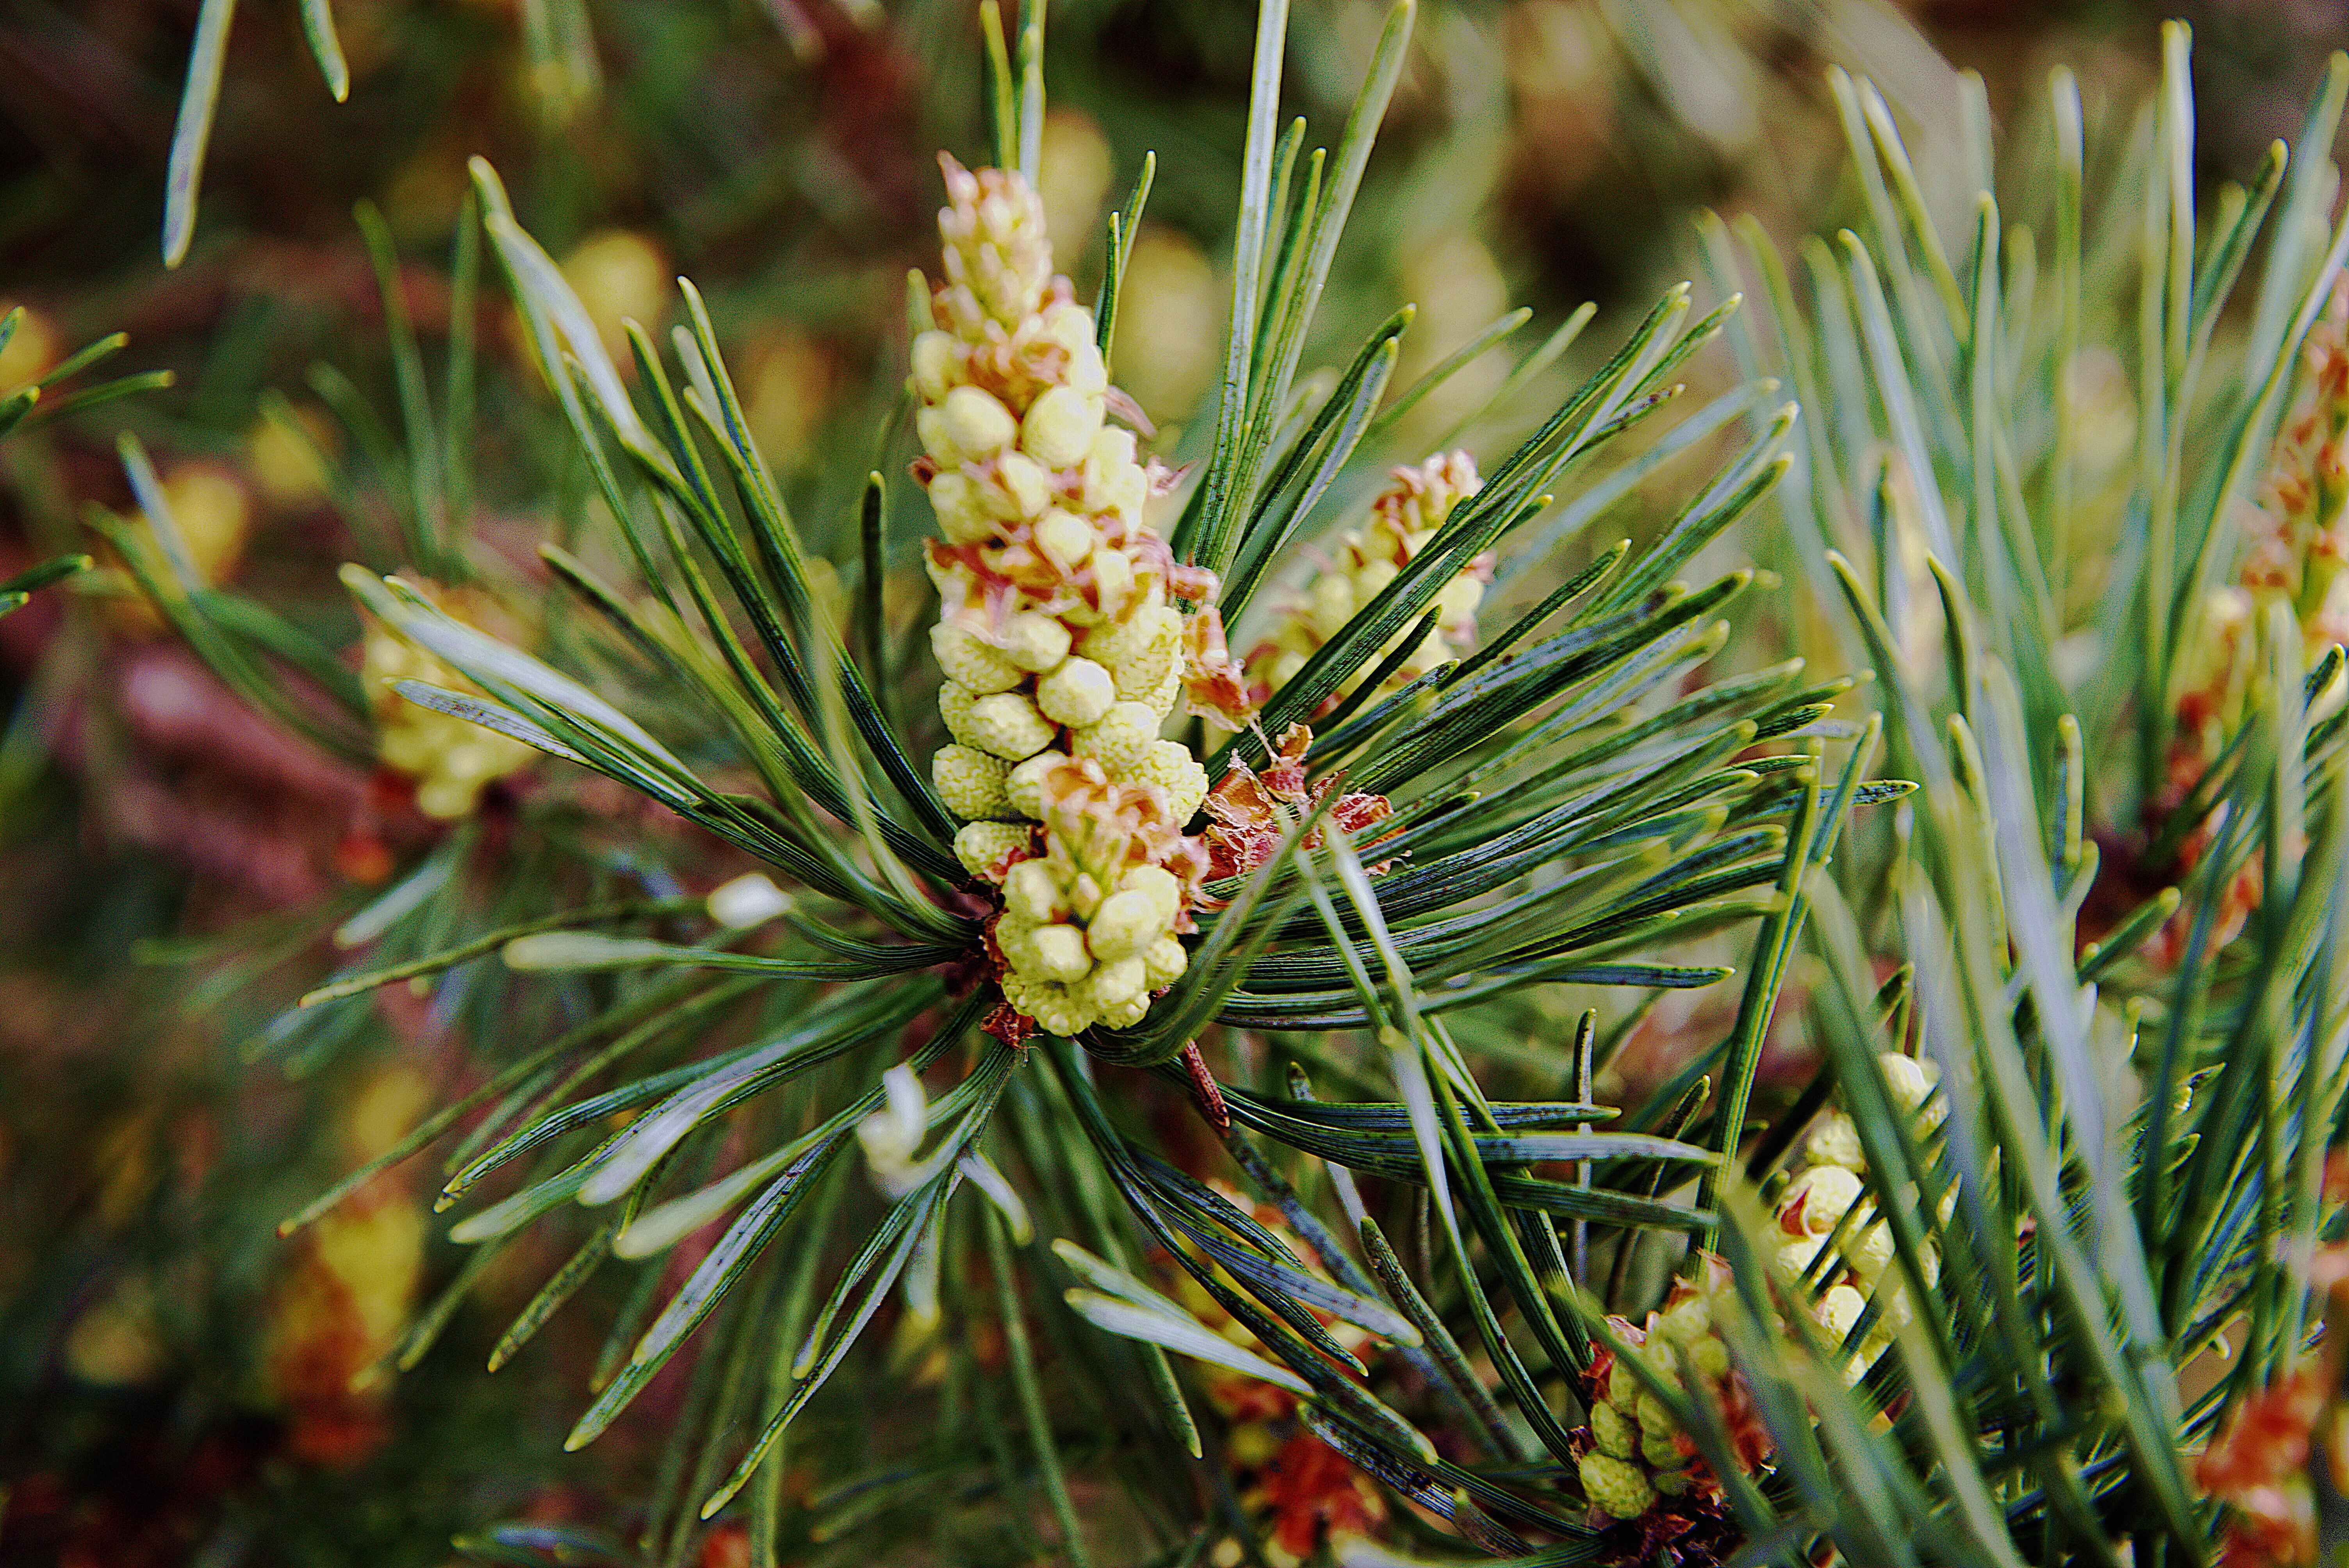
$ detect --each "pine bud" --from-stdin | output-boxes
[1590,1398,1637,1460]
[1079,955,1147,1009]
[1087,544,1135,619]
[1880,1053,1943,1126]
[1780,1165,1864,1236]
[1085,889,1162,962]
[1005,857,1066,923]
[1139,740,1210,821]
[926,470,994,546]
[1805,1112,1866,1171]
[1006,750,1067,818]
[910,330,962,403]
[992,452,1052,519]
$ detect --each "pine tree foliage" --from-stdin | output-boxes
[0,305,167,618]
[1690,25,2349,1565]
[110,4,2349,1566]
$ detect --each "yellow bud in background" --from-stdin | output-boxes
[1037,108,1114,264]
[1113,230,1219,425]
[1433,573,1485,625]
[558,228,670,369]
[741,325,835,470]
[65,1273,164,1387]
[246,405,339,510]
[0,302,59,391]
[109,464,253,636]
[150,465,251,584]
[356,579,536,817]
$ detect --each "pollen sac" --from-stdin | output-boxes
[1037,657,1116,726]
[932,744,1016,820]
[932,621,1024,694]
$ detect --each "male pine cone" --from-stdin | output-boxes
[914,156,1211,1039]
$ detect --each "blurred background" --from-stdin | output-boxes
[0,0,2342,1563]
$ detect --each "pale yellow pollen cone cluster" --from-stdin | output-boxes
[1247,450,1489,703]
[1772,1053,1946,1383]
[914,156,1212,1038]
[1569,1258,1757,1521]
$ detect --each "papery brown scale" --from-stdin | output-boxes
[1182,605,1255,729]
